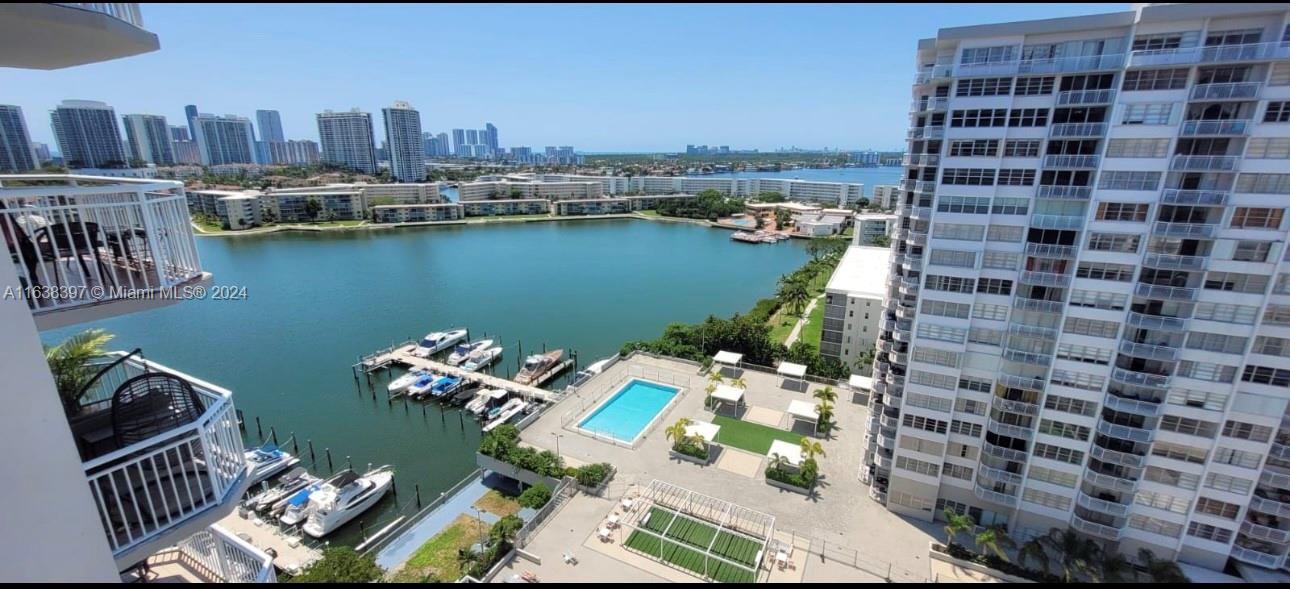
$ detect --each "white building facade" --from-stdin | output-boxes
[382,101,426,183]
[317,108,377,174]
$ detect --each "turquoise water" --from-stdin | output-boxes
[577,379,680,443]
[45,218,808,544]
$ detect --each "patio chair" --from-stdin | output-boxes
[111,372,206,448]
[36,221,116,287]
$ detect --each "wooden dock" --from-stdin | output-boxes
[216,511,322,575]
[359,343,569,404]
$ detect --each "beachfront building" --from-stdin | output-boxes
[822,245,893,368]
[0,5,268,582]
[188,188,265,230]
[382,101,426,183]
[854,213,899,247]
[267,185,365,222]
[460,198,550,217]
[372,203,463,223]
[623,175,864,206]
[457,179,603,201]
[554,197,631,216]
[624,194,698,211]
[866,2,1290,577]
[317,108,378,175]
[872,184,902,210]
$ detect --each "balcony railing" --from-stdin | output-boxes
[1077,490,1130,517]
[978,463,1025,485]
[1190,82,1262,101]
[973,482,1019,507]
[1260,467,1290,489]
[1013,297,1064,314]
[1129,42,1290,67]
[1019,270,1071,287]
[1230,545,1283,569]
[1043,154,1099,169]
[0,175,205,325]
[1096,419,1155,443]
[902,153,940,167]
[954,53,1124,77]
[987,419,1034,440]
[1153,221,1216,238]
[1057,89,1115,105]
[1036,185,1092,200]
[1170,154,1239,171]
[1179,119,1250,136]
[54,3,145,27]
[1002,347,1052,366]
[907,126,945,140]
[1049,122,1106,138]
[1103,393,1164,417]
[1091,444,1147,469]
[1134,282,1198,301]
[1111,366,1170,388]
[1025,243,1075,258]
[910,97,949,113]
[1160,189,1228,205]
[80,352,247,559]
[1126,312,1187,331]
[998,371,1046,392]
[1250,495,1290,519]
[172,525,277,583]
[1030,213,1085,229]
[1083,470,1138,493]
[1071,512,1123,540]
[1118,340,1179,362]
[1240,520,1290,544]
[982,440,1028,462]
[992,394,1039,416]
[1142,253,1207,271]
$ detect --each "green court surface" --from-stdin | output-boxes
[623,507,761,583]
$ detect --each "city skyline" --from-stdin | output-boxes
[0,3,1122,153]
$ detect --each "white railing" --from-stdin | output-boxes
[1142,253,1206,271]
[973,482,1018,507]
[1134,282,1198,301]
[1077,490,1130,517]
[902,154,940,167]
[1118,340,1179,362]
[82,352,246,558]
[0,175,203,317]
[1153,221,1216,238]
[954,53,1124,77]
[1126,312,1187,331]
[1019,270,1071,287]
[1179,119,1249,136]
[1035,185,1091,200]
[1090,445,1146,469]
[1043,154,1099,169]
[1029,214,1085,229]
[1103,393,1164,417]
[1170,155,1239,171]
[1049,122,1106,137]
[1083,470,1138,494]
[1190,82,1262,101]
[1241,520,1290,544]
[1012,297,1064,313]
[1130,42,1290,67]
[1230,545,1283,568]
[1251,495,1290,519]
[1057,89,1115,105]
[54,3,144,27]
[1095,419,1155,443]
[1161,189,1228,205]
[1070,513,1122,540]
[910,97,949,113]
[175,525,276,583]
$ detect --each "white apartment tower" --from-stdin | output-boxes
[193,113,257,166]
[382,101,426,183]
[50,100,127,168]
[317,108,377,174]
[0,104,38,172]
[863,3,1290,577]
[122,113,176,165]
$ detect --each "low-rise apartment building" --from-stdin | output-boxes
[372,203,463,223]
[623,194,697,211]
[457,180,603,201]
[854,213,898,247]
[188,189,264,230]
[459,198,550,217]
[267,186,365,222]
[820,245,892,368]
[554,198,631,216]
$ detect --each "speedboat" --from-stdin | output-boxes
[387,370,427,395]
[515,349,563,386]
[447,339,494,366]
[245,443,300,486]
[462,347,503,372]
[570,355,615,387]
[406,372,438,398]
[483,399,528,432]
[278,470,353,525]
[412,329,468,358]
[429,375,463,398]
[246,467,318,513]
[302,465,395,538]
[466,389,508,417]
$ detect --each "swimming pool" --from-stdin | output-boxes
[577,379,681,444]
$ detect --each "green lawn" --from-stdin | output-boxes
[624,507,759,583]
[799,298,826,347]
[294,219,365,227]
[389,514,490,582]
[636,209,663,217]
[710,415,803,455]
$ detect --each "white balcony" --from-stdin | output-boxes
[954,53,1124,77]
[1029,213,1085,229]
[1,175,209,330]
[1077,490,1130,517]
[1190,82,1262,101]
[138,525,276,583]
[1035,185,1092,200]
[1130,42,1290,67]
[1230,545,1283,569]
[1250,495,1290,520]
[1057,89,1115,106]
[73,352,249,569]
[1142,253,1207,271]
[1161,189,1228,205]
[1090,444,1146,469]
[1049,122,1106,138]
[0,4,158,69]
[1170,155,1239,171]
[1042,154,1099,169]
[1153,221,1217,238]
[1241,520,1290,544]
[1179,119,1250,137]
[973,482,1019,507]
[1134,282,1198,301]
[1095,419,1155,443]
[1070,512,1123,540]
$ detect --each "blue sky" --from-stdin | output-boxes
[4,3,1126,153]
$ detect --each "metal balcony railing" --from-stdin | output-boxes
[1240,520,1290,544]
[1096,419,1155,443]
[174,525,277,582]
[1,176,205,320]
[1142,253,1207,271]
[902,153,940,167]
[1049,122,1107,138]
[1134,282,1198,301]
[1019,270,1071,287]
[1111,367,1171,388]
[954,53,1124,77]
[1250,495,1290,519]
[973,482,1019,506]
[1103,393,1165,417]
[80,352,247,558]
[982,440,1029,462]
[1161,189,1228,205]
[1025,243,1076,258]
[1091,444,1147,469]
[978,463,1025,486]
[987,419,1034,440]
[1170,154,1240,171]
[1126,312,1187,331]
[907,126,945,140]
[910,97,949,113]
[1013,297,1065,314]
[1002,347,1052,366]
[1083,470,1138,493]
[1260,467,1290,489]
[1071,512,1123,540]
[1118,340,1179,362]
[1190,82,1262,101]
[1030,214,1085,229]
[1179,119,1250,136]
[1130,42,1290,67]
[1036,185,1092,200]
[992,394,1039,415]
[1077,490,1131,517]
[1153,221,1217,238]
[1043,154,1099,169]
[1057,89,1115,105]
[998,371,1046,392]
[1230,545,1283,569]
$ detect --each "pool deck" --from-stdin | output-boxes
[572,378,684,445]
[516,353,939,582]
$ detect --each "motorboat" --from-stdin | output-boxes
[245,467,318,513]
[570,355,615,387]
[483,400,529,432]
[406,372,438,398]
[515,349,563,386]
[412,329,468,358]
[449,385,480,405]
[302,465,395,538]
[245,443,300,486]
[387,369,428,395]
[466,389,508,417]
[447,339,494,366]
[462,347,503,372]
[277,469,354,525]
[429,375,463,398]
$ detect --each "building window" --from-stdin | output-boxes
[1074,262,1135,282]
[949,420,981,437]
[1194,497,1240,520]
[1245,137,1290,159]
[902,414,948,434]
[1203,271,1268,294]
[1008,108,1049,127]
[1038,419,1090,441]
[933,223,986,241]
[961,46,1016,65]
[894,455,940,477]
[1098,171,1161,191]
[996,169,1036,186]
[1221,420,1273,443]
[985,224,1023,242]
[928,249,977,268]
[942,168,997,186]
[1230,207,1284,229]
[942,462,974,481]
[956,77,1013,97]
[925,275,976,294]
[920,299,972,319]
[1022,488,1072,510]
[1145,465,1200,490]
[1105,138,1170,158]
[1265,101,1290,123]
[1122,69,1189,91]
[976,278,1012,296]
[949,139,1000,157]
[1186,522,1233,544]
[1043,392,1098,415]
[1062,316,1120,338]
[937,195,992,214]
[1120,103,1174,125]
[1033,442,1083,465]
[981,250,1020,270]
[1014,76,1054,96]
[950,109,1008,128]
[1095,202,1149,221]
[1028,465,1078,488]
[1003,140,1041,157]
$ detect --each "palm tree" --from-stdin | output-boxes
[665,418,692,449]
[1018,536,1050,575]
[767,452,789,474]
[707,371,724,385]
[704,382,718,409]
[814,400,834,433]
[45,328,114,415]
[731,376,747,389]
[1137,548,1188,583]
[974,525,1015,562]
[1094,550,1135,583]
[799,438,826,460]
[1041,527,1098,582]
[941,509,975,552]
[813,385,837,404]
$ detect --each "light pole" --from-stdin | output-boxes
[552,432,564,458]
[471,507,486,549]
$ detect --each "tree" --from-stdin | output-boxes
[871,234,891,248]
[813,386,837,404]
[665,418,692,448]
[730,376,747,389]
[814,400,834,431]
[707,371,724,385]
[1017,536,1050,575]
[776,275,811,317]
[704,382,718,409]
[941,509,975,552]
[46,329,114,416]
[517,483,551,509]
[767,452,789,474]
[490,514,524,547]
[303,198,322,220]
[799,438,825,460]
[1137,548,1188,583]
[774,208,791,229]
[288,547,382,583]
[1095,550,1134,583]
[1041,527,1099,582]
[974,525,1014,562]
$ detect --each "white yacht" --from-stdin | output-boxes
[412,329,468,358]
[386,369,428,395]
[447,339,494,366]
[246,467,318,513]
[483,400,529,433]
[466,389,508,417]
[462,346,503,372]
[244,443,300,486]
[302,466,395,538]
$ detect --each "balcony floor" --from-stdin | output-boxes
[124,550,222,583]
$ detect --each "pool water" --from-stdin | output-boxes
[578,379,680,443]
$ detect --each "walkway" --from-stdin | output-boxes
[783,294,825,347]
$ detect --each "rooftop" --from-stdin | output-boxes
[824,245,891,298]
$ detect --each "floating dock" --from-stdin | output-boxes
[358,343,571,404]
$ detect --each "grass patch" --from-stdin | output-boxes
[623,507,758,583]
[389,514,490,582]
[473,489,521,519]
[710,415,803,455]
[636,209,663,217]
[799,298,826,347]
[767,308,798,345]
[294,219,365,227]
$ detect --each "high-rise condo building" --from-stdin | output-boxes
[484,122,499,153]
[168,124,189,142]
[0,104,38,172]
[184,104,198,141]
[383,101,426,183]
[192,113,257,166]
[50,100,127,168]
[317,108,377,174]
[452,128,466,156]
[255,109,284,143]
[122,113,175,165]
[865,2,1290,576]
[31,141,51,165]
[465,128,479,148]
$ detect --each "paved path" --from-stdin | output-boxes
[784,294,825,347]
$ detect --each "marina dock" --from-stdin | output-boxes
[358,343,572,404]
[216,510,323,575]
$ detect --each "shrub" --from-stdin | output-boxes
[672,440,709,461]
[517,484,552,509]
[287,547,382,583]
[574,462,612,488]
[763,466,813,489]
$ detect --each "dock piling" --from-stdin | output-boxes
[325,448,333,472]
[415,484,422,508]
[269,427,278,445]
[255,416,263,440]
[291,434,298,454]
[346,455,352,471]
[308,439,316,462]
